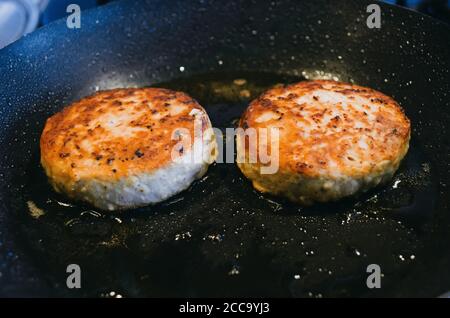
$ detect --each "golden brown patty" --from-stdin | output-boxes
[40,88,217,210]
[237,80,410,204]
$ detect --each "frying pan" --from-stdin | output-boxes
[0,0,449,297]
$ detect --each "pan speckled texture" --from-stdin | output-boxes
[0,0,449,297]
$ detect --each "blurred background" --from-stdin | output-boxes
[0,0,449,49]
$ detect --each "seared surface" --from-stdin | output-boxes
[237,80,411,204]
[40,88,216,210]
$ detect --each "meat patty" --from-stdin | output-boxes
[40,88,217,211]
[237,80,410,204]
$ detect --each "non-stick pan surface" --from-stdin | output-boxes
[0,0,449,297]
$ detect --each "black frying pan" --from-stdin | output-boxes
[0,0,449,297]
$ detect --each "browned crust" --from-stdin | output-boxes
[238,80,411,178]
[40,88,208,182]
